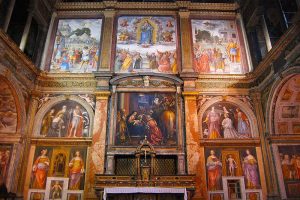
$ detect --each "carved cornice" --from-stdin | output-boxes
[30,138,93,146]
[200,138,261,146]
[54,1,237,12]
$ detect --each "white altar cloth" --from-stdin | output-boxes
[103,187,187,200]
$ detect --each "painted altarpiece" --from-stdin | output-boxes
[114,16,178,74]
[115,92,177,146]
[47,18,102,73]
[191,19,249,74]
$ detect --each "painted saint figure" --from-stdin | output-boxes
[140,20,153,45]
[69,151,84,190]
[222,113,240,138]
[32,149,50,189]
[47,114,65,137]
[226,154,237,176]
[242,149,260,189]
[281,154,291,179]
[206,150,222,190]
[235,108,250,137]
[41,109,55,136]
[67,105,83,137]
[145,115,163,145]
[203,107,221,139]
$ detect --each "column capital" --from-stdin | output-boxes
[103,9,116,18]
[95,91,111,100]
[178,10,190,18]
[182,91,199,100]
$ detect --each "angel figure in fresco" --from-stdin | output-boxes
[203,107,221,139]
[242,149,260,189]
[226,154,238,176]
[32,149,50,189]
[67,105,83,137]
[69,151,84,190]
[206,150,222,190]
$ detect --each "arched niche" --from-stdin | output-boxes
[32,95,94,138]
[0,68,26,135]
[198,96,259,139]
[268,72,300,135]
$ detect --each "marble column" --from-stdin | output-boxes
[85,91,110,198]
[251,92,280,200]
[183,92,206,200]
[19,11,34,51]
[99,10,116,70]
[179,11,194,73]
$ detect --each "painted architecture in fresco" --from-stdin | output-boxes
[191,19,248,74]
[0,81,17,133]
[201,102,252,139]
[277,146,300,198]
[114,16,178,73]
[274,75,300,135]
[116,93,176,146]
[49,19,102,73]
[39,100,90,138]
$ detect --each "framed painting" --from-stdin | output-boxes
[28,190,45,200]
[48,18,102,73]
[114,16,178,74]
[115,92,177,146]
[191,19,249,74]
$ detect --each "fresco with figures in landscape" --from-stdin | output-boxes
[0,80,17,133]
[30,147,86,190]
[114,16,178,73]
[49,19,102,73]
[201,102,252,139]
[205,148,261,198]
[191,19,249,74]
[278,146,300,198]
[39,100,90,138]
[116,93,176,146]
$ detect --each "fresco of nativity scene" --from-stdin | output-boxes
[49,19,102,73]
[39,100,90,138]
[114,16,178,74]
[115,93,177,146]
[191,19,249,74]
[202,103,252,139]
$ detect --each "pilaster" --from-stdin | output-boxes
[178,10,193,73]
[85,91,111,198]
[251,92,280,200]
[99,9,116,70]
[182,91,206,200]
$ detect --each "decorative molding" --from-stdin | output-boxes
[200,138,261,146]
[30,137,93,146]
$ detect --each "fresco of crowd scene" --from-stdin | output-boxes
[202,103,252,139]
[115,16,178,73]
[192,19,248,74]
[40,101,90,138]
[50,19,102,73]
[116,93,176,146]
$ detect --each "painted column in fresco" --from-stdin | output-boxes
[100,10,116,70]
[179,11,193,73]
[85,91,110,198]
[251,92,279,199]
[177,86,185,174]
[183,92,207,199]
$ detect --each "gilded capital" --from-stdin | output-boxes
[178,10,190,19]
[103,9,116,18]
[182,91,198,100]
[95,91,111,100]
